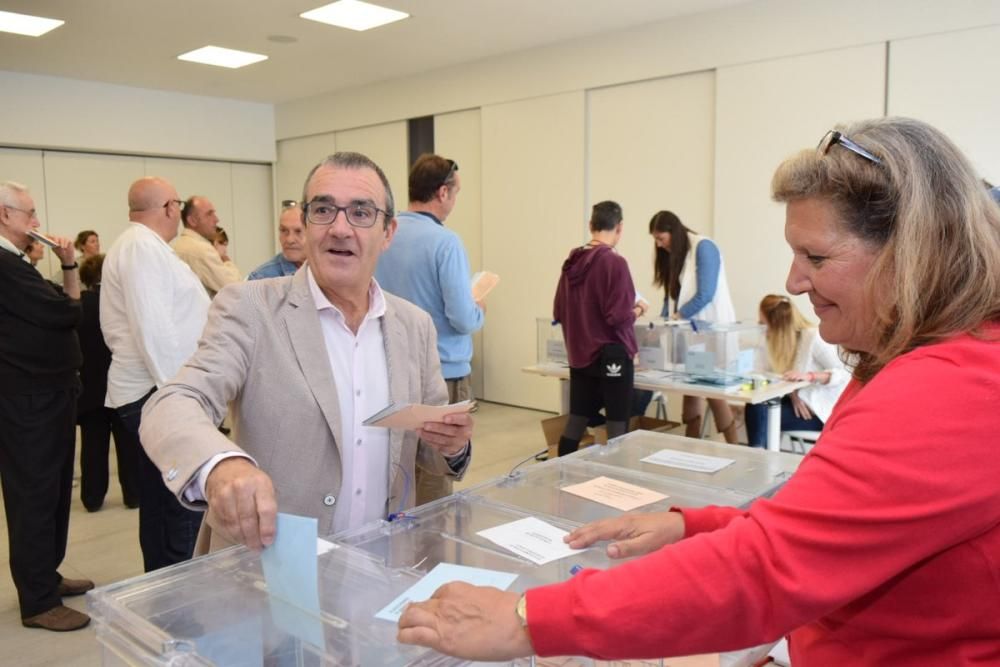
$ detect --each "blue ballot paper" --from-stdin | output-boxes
[374,562,519,623]
[260,513,324,648]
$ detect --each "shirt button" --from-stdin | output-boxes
[356,438,362,447]
[323,495,336,506]
[355,389,361,396]
[355,488,362,496]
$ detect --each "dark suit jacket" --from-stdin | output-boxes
[77,287,111,415]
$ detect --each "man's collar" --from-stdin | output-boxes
[0,234,27,261]
[407,210,443,226]
[305,266,387,320]
[180,227,211,244]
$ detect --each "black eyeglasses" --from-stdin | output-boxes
[818,130,881,165]
[281,199,299,210]
[304,200,387,228]
[439,159,459,189]
[163,199,183,211]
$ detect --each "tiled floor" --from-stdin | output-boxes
[0,401,554,665]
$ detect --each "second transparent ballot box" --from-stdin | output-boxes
[465,456,751,524]
[573,430,801,500]
[670,321,764,380]
[635,320,674,371]
[536,317,568,367]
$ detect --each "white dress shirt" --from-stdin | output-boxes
[306,268,392,533]
[101,223,211,407]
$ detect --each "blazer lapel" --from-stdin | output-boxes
[381,299,408,487]
[285,271,343,450]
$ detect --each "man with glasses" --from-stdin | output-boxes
[375,154,483,504]
[246,200,307,280]
[0,181,94,632]
[139,152,473,553]
[173,196,241,298]
[101,177,210,572]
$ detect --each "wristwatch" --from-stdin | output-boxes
[515,593,528,627]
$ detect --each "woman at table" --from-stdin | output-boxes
[398,117,1000,665]
[648,210,739,443]
[744,294,849,447]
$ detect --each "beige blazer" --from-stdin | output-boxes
[139,269,465,553]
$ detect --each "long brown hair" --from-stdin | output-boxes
[648,210,694,309]
[759,294,813,374]
[772,117,1000,383]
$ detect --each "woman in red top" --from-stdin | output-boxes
[398,117,1000,665]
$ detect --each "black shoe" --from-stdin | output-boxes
[534,451,549,462]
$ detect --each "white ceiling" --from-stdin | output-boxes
[0,0,749,103]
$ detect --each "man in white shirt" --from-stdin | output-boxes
[101,177,211,571]
[139,152,473,552]
[173,196,241,297]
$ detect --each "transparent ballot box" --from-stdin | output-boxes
[573,430,801,500]
[88,541,470,666]
[536,317,568,367]
[635,321,673,371]
[670,321,764,385]
[465,456,751,525]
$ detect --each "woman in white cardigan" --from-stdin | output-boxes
[745,294,850,447]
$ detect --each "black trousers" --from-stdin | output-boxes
[568,344,635,423]
[116,391,203,572]
[0,388,77,617]
[78,406,139,510]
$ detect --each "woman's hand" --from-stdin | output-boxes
[564,511,685,559]
[789,390,814,420]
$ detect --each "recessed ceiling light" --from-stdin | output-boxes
[0,10,64,37]
[177,46,268,69]
[300,0,409,32]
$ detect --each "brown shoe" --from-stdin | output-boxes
[22,605,91,631]
[58,577,95,596]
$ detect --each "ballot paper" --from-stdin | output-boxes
[477,517,584,565]
[471,271,500,301]
[640,449,735,474]
[363,399,474,429]
[374,562,518,622]
[560,476,668,512]
[27,230,59,248]
[261,513,323,648]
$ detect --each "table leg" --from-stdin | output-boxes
[766,398,781,452]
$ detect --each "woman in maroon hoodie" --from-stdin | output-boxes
[552,201,645,456]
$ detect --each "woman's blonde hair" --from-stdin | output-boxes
[772,117,1000,383]
[759,294,813,374]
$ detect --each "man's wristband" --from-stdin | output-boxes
[61,262,79,270]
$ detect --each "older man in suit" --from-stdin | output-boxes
[139,152,472,552]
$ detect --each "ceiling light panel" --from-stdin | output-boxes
[300,0,409,32]
[0,10,64,37]
[177,46,268,69]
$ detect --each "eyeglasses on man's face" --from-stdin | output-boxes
[304,200,387,228]
[163,199,184,211]
[2,204,38,219]
[817,130,882,165]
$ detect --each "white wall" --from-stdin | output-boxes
[888,24,1000,184]
[0,70,275,163]
[481,92,586,411]
[714,44,887,321]
[1,147,274,277]
[435,109,485,398]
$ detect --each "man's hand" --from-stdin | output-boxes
[49,235,76,265]
[397,583,533,661]
[564,510,685,559]
[418,411,474,457]
[204,457,277,550]
[789,390,814,420]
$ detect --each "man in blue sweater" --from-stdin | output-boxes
[375,154,483,503]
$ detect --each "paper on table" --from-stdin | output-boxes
[471,271,500,301]
[641,449,735,474]
[374,562,518,622]
[261,513,323,648]
[363,399,474,430]
[477,516,584,565]
[560,475,668,512]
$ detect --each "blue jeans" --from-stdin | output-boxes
[745,395,824,448]
[116,390,203,572]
